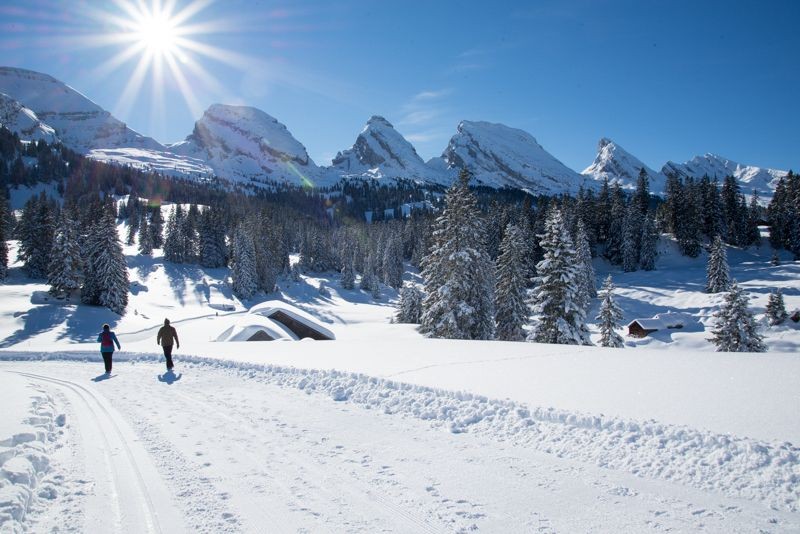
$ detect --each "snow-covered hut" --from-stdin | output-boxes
[627,312,687,338]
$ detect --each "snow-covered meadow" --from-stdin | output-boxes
[1,209,799,532]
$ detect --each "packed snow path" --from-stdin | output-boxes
[2,360,797,533]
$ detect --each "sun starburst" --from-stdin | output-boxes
[83,0,242,132]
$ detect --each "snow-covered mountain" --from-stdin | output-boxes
[0,67,163,153]
[0,92,58,143]
[170,104,336,188]
[661,154,788,196]
[430,121,590,194]
[582,138,667,193]
[330,116,443,184]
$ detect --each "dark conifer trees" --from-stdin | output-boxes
[494,223,529,341]
[709,281,766,352]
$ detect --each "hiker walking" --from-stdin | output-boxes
[97,323,121,374]
[157,318,180,371]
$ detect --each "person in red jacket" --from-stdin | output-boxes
[156,318,180,371]
[97,323,121,374]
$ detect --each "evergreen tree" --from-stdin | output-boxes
[138,215,153,255]
[574,220,596,309]
[231,225,258,300]
[596,275,624,348]
[621,203,640,272]
[360,252,377,292]
[494,223,529,341]
[395,284,423,324]
[47,213,83,296]
[340,251,356,290]
[0,195,8,281]
[676,178,702,257]
[706,235,731,293]
[163,205,185,263]
[82,211,129,314]
[709,281,766,352]
[17,193,57,278]
[745,192,761,246]
[765,289,788,326]
[149,206,164,248]
[198,207,227,268]
[528,207,591,345]
[633,167,650,215]
[420,170,496,340]
[382,234,404,289]
[604,184,626,264]
[639,215,658,271]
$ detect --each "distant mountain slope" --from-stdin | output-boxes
[0,92,58,143]
[662,154,788,196]
[430,121,590,194]
[170,104,336,188]
[330,116,443,184]
[582,138,667,193]
[0,67,162,153]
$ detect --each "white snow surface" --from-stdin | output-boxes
[0,93,58,143]
[0,67,163,153]
[662,153,789,197]
[1,218,800,531]
[582,137,668,193]
[87,147,214,180]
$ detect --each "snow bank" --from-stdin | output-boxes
[0,374,63,531]
[2,351,798,513]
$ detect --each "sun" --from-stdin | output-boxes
[134,11,178,56]
[86,0,240,125]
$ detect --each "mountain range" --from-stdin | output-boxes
[0,67,791,196]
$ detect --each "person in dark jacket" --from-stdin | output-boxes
[97,323,121,374]
[156,318,180,371]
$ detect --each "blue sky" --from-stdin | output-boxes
[1,0,798,172]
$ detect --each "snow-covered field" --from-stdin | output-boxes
[1,216,799,532]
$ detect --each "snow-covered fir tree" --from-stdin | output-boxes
[706,235,731,293]
[149,206,164,249]
[163,205,185,263]
[574,220,596,309]
[765,289,788,325]
[198,207,227,268]
[0,195,9,281]
[745,192,761,246]
[494,223,529,341]
[528,207,591,345]
[639,215,658,271]
[138,215,153,255]
[290,262,301,282]
[318,280,330,298]
[596,275,624,348]
[621,203,641,272]
[47,213,83,296]
[17,193,57,278]
[420,170,495,340]
[395,284,423,324]
[340,252,356,290]
[709,280,766,352]
[81,211,129,314]
[360,252,377,292]
[382,234,404,289]
[371,277,381,300]
[231,225,258,300]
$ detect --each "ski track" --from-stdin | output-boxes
[7,370,185,533]
[1,355,798,533]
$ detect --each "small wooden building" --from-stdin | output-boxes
[627,313,686,338]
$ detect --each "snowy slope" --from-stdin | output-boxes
[0,67,163,153]
[662,153,788,196]
[431,120,590,193]
[330,116,443,184]
[0,92,58,143]
[170,104,334,188]
[582,137,668,193]
[87,147,214,180]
